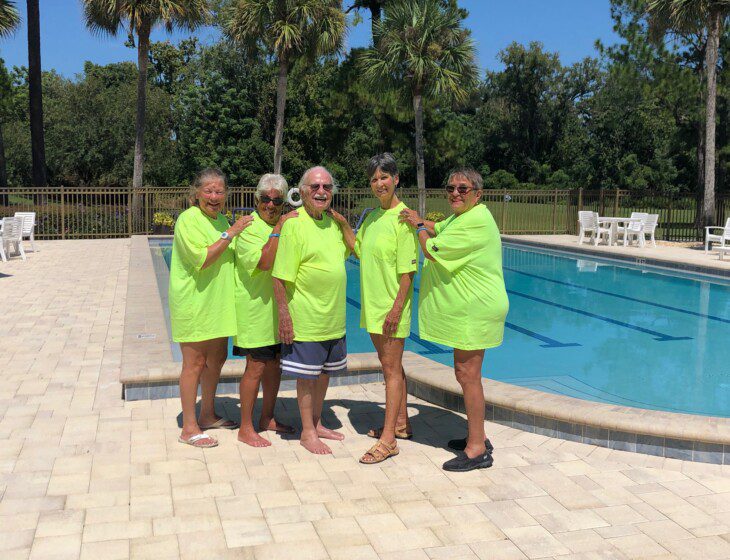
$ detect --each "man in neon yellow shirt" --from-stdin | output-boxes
[272,166,351,455]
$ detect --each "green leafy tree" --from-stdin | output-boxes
[82,0,210,196]
[647,0,730,225]
[221,0,345,174]
[360,0,477,215]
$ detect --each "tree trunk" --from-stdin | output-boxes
[0,124,7,206]
[413,91,426,217]
[370,1,381,38]
[273,56,289,174]
[702,8,721,228]
[132,20,151,223]
[26,0,46,189]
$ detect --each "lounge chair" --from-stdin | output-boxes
[14,211,36,252]
[705,217,730,253]
[0,216,26,262]
[625,213,659,248]
[578,211,609,245]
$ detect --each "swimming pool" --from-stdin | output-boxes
[153,241,730,417]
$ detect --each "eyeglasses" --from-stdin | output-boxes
[259,195,284,206]
[445,185,474,195]
[308,183,334,192]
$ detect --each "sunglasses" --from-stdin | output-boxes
[445,185,474,195]
[259,195,284,206]
[308,183,334,192]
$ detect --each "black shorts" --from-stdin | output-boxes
[232,343,281,361]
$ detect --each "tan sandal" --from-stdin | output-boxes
[367,425,412,440]
[359,439,399,464]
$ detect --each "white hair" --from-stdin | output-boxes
[298,166,339,195]
[255,173,288,200]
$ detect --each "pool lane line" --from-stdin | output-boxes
[506,289,692,342]
[504,267,730,325]
[504,322,581,348]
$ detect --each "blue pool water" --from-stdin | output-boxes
[154,242,730,417]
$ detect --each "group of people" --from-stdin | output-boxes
[168,154,509,472]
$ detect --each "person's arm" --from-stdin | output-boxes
[382,271,415,337]
[202,214,253,270]
[327,208,356,253]
[399,208,436,261]
[257,210,299,271]
[273,277,295,345]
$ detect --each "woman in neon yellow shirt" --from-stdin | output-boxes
[233,174,298,447]
[169,168,252,448]
[400,167,509,472]
[331,153,418,464]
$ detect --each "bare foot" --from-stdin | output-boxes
[259,417,295,434]
[237,429,271,448]
[300,434,332,455]
[316,425,345,441]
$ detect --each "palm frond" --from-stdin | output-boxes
[0,0,20,38]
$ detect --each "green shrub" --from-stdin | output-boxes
[426,211,446,222]
[153,212,175,227]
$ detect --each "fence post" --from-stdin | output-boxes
[501,189,507,232]
[552,189,558,234]
[60,185,65,240]
[613,188,620,216]
[665,199,672,241]
[144,188,149,235]
[347,188,352,226]
[128,188,133,237]
[599,188,605,217]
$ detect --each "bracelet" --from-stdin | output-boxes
[269,233,280,239]
[416,227,427,234]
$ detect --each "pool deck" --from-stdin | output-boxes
[3,238,730,559]
[502,235,730,278]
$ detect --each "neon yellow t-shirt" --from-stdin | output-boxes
[233,212,278,349]
[169,206,237,343]
[271,207,348,342]
[354,202,418,338]
[419,204,509,350]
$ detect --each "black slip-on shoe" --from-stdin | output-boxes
[442,452,493,472]
[447,437,494,453]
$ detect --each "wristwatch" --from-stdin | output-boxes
[220,231,230,241]
[416,222,424,228]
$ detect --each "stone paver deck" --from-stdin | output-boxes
[2,239,730,560]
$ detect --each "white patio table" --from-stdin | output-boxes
[597,217,643,246]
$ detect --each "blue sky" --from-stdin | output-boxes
[0,1,620,78]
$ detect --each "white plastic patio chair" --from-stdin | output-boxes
[704,217,730,253]
[0,216,26,262]
[14,211,36,252]
[578,211,599,244]
[616,212,648,245]
[625,213,658,248]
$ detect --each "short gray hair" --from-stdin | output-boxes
[446,167,483,191]
[255,173,288,200]
[189,167,227,205]
[298,165,339,195]
[366,153,398,179]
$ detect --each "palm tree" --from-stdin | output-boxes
[26,0,46,188]
[222,0,345,174]
[360,0,477,216]
[83,0,209,198]
[647,0,729,228]
[347,0,386,37]
[0,1,20,196]
[0,1,19,36]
